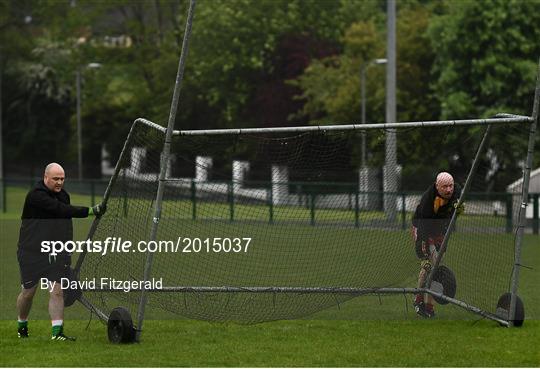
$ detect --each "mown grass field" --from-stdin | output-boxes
[0,185,538,367]
[1,319,539,367]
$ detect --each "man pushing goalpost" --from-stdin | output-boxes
[16,163,106,340]
[411,171,464,318]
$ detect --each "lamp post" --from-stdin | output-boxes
[360,58,387,168]
[385,0,397,221]
[76,62,101,180]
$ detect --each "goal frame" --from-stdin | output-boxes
[74,92,538,339]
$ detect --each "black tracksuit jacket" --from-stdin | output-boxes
[17,180,89,255]
[412,183,462,241]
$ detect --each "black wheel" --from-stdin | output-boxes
[430,265,456,305]
[496,292,525,327]
[63,268,82,307]
[108,307,136,343]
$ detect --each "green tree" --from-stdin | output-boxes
[181,0,364,129]
[1,0,83,177]
[429,0,540,190]
[291,3,440,185]
[2,0,391,168]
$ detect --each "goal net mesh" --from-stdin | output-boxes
[78,119,530,323]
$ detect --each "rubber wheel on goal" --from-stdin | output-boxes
[496,292,525,327]
[430,265,456,305]
[108,307,136,343]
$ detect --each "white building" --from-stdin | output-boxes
[506,167,540,229]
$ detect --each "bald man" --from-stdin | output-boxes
[411,172,462,318]
[16,163,106,340]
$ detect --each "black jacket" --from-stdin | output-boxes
[17,181,89,254]
[412,183,462,241]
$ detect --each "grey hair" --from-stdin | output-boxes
[44,162,64,175]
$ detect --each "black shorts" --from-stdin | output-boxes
[17,249,70,289]
[411,226,443,260]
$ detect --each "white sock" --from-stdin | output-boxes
[18,318,28,323]
[51,319,63,327]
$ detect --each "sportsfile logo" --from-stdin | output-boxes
[40,237,252,256]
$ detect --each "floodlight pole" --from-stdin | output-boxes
[360,58,387,168]
[76,63,102,180]
[509,60,540,327]
[384,0,398,221]
[76,69,82,180]
[135,0,197,342]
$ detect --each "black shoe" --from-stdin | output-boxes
[425,307,436,318]
[414,301,429,318]
[51,332,76,341]
[18,326,29,338]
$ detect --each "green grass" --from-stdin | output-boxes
[1,185,539,366]
[1,319,539,367]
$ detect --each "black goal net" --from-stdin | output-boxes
[76,117,531,324]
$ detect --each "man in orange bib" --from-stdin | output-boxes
[411,172,462,318]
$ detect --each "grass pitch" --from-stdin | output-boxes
[1,319,539,367]
[0,186,538,367]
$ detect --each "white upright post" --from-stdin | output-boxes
[195,156,212,182]
[271,165,289,206]
[233,160,250,186]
